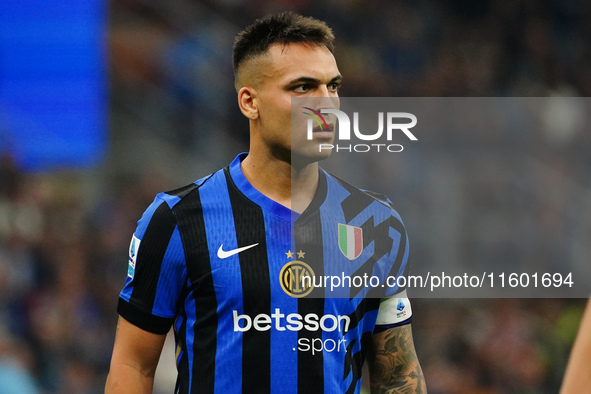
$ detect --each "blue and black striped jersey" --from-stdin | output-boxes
[118,153,412,393]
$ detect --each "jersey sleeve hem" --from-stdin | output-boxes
[117,298,174,335]
[373,316,412,333]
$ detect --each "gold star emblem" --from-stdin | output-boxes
[286,250,294,259]
[297,250,305,259]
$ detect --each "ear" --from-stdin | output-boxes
[237,86,259,120]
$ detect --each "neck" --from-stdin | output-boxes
[241,151,319,213]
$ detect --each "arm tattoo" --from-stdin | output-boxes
[113,317,122,344]
[369,324,426,394]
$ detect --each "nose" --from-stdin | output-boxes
[313,96,339,111]
[316,85,330,97]
[315,84,337,98]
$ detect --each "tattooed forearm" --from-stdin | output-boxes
[368,324,427,394]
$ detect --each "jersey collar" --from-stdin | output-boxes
[228,153,292,222]
[228,153,328,223]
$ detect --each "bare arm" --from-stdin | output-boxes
[560,299,591,394]
[105,316,167,394]
[367,323,427,394]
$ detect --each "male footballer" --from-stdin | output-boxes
[106,12,426,393]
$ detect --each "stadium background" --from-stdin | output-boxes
[1,0,590,392]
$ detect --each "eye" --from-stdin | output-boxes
[328,82,341,92]
[292,84,310,93]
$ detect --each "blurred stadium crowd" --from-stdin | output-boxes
[1,0,591,392]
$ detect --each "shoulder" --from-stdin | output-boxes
[155,168,227,210]
[324,171,402,220]
[135,169,227,229]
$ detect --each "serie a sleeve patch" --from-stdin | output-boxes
[375,290,412,326]
[128,234,141,279]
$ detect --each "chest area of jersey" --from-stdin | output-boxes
[187,201,404,303]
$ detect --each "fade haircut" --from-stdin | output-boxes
[233,12,335,88]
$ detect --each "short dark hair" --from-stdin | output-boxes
[232,12,335,77]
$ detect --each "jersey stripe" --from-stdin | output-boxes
[295,207,325,394]
[174,311,189,394]
[225,169,272,393]
[344,331,373,394]
[267,211,297,394]
[200,170,244,392]
[173,186,218,394]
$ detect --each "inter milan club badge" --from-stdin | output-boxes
[280,250,315,298]
[338,224,363,260]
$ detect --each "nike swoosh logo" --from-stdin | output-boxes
[217,243,259,259]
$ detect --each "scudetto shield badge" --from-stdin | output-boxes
[338,223,363,260]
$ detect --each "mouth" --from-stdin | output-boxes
[312,123,335,133]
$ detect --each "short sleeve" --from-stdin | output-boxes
[118,195,187,335]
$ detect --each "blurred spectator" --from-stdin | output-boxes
[0,324,38,394]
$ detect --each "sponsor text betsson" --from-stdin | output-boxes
[233,309,350,354]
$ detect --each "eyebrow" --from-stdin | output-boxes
[286,75,343,86]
